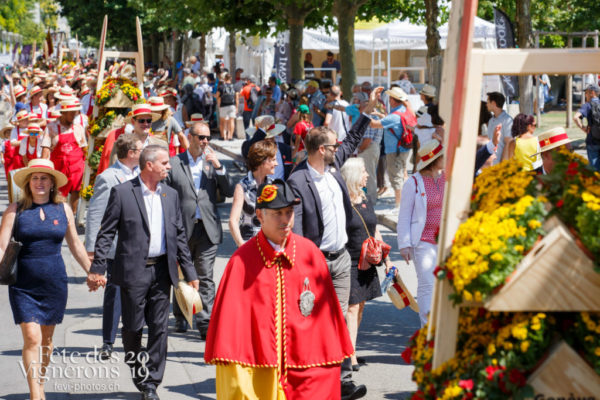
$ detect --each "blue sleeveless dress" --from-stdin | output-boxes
[8,202,68,325]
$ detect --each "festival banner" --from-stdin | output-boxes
[274,32,290,84]
[493,8,519,98]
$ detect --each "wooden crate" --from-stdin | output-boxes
[528,341,600,397]
[484,220,600,312]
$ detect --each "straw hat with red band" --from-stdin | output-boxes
[534,127,573,155]
[13,158,68,190]
[174,279,203,328]
[47,110,61,122]
[159,88,177,98]
[79,86,90,96]
[59,99,82,113]
[13,85,27,99]
[245,115,286,138]
[54,86,75,100]
[26,123,43,134]
[185,113,206,127]
[14,110,30,123]
[147,96,170,112]
[29,86,43,97]
[387,272,419,313]
[416,139,444,171]
[125,104,161,124]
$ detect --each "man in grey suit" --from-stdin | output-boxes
[88,145,199,400]
[165,122,233,337]
[85,134,143,360]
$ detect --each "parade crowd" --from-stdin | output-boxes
[0,53,597,400]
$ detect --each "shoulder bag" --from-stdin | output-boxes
[0,210,21,285]
[352,203,391,270]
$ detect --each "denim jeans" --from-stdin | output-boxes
[587,142,600,172]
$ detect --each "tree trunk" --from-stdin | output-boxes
[174,31,183,64]
[228,29,236,74]
[150,33,159,67]
[199,32,206,69]
[288,18,304,82]
[424,0,442,89]
[516,0,533,114]
[334,1,360,100]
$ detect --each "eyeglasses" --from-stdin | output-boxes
[323,143,340,150]
[130,147,143,153]
[191,134,211,141]
[135,118,153,124]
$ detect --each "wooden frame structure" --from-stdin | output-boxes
[429,0,600,372]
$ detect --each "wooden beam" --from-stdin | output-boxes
[104,50,139,59]
[567,37,573,129]
[135,17,145,92]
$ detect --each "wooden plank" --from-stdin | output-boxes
[528,341,600,397]
[475,48,600,75]
[135,17,145,92]
[485,221,600,311]
[95,16,108,96]
[104,50,139,59]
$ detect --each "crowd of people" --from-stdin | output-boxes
[0,54,596,400]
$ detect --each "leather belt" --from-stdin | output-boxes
[146,255,167,265]
[322,248,345,261]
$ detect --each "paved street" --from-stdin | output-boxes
[0,150,420,399]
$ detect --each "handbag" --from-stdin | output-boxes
[352,203,391,270]
[0,210,21,285]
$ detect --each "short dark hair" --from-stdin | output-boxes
[327,51,334,57]
[305,126,336,154]
[487,92,506,108]
[115,133,140,159]
[247,139,278,171]
[139,144,168,170]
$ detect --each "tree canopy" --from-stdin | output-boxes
[0,0,56,44]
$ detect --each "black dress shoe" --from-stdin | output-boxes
[341,381,367,400]
[352,363,360,372]
[356,356,367,365]
[198,328,208,341]
[175,319,188,333]
[141,388,160,400]
[99,343,113,361]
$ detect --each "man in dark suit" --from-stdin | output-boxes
[165,122,233,337]
[88,145,199,400]
[286,105,372,400]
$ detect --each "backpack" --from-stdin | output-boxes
[183,92,204,116]
[590,101,600,140]
[246,85,259,109]
[389,109,418,150]
[220,84,235,105]
[202,90,214,107]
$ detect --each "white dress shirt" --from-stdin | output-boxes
[140,179,166,257]
[186,150,226,220]
[307,162,348,251]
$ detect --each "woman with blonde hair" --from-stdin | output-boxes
[0,159,91,400]
[341,157,391,371]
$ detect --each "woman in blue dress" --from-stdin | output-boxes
[0,159,91,400]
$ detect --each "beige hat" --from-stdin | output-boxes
[416,139,444,170]
[54,86,75,100]
[59,98,82,113]
[147,96,170,112]
[47,109,61,122]
[125,104,161,124]
[246,115,286,138]
[26,123,43,134]
[535,127,573,155]
[174,280,203,327]
[13,158,68,189]
[419,84,437,98]
[385,87,409,102]
[185,113,206,127]
[79,86,90,96]
[29,86,43,96]
[14,110,30,123]
[13,85,27,99]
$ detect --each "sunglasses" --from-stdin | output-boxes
[135,118,153,124]
[191,134,211,141]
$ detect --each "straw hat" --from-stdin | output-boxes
[385,86,409,102]
[13,85,27,99]
[79,86,90,96]
[13,159,68,189]
[159,88,177,98]
[1,123,14,137]
[147,96,170,112]
[14,110,30,123]
[535,127,574,155]
[125,104,161,124]
[26,123,43,134]
[419,84,437,98]
[387,272,419,313]
[47,109,61,122]
[59,98,82,113]
[246,115,286,138]
[29,86,43,97]
[416,139,444,171]
[54,86,75,100]
[174,280,203,327]
[185,113,205,127]
[120,64,135,78]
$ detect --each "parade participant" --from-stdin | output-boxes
[242,115,292,180]
[506,113,542,171]
[69,98,89,132]
[205,179,354,399]
[229,139,277,247]
[165,122,233,336]
[291,104,313,163]
[96,104,162,174]
[41,98,87,212]
[4,110,29,180]
[53,86,76,103]
[88,145,199,400]
[397,139,445,326]
[19,123,43,164]
[159,88,185,127]
[81,76,97,118]
[44,87,59,112]
[149,96,188,156]
[26,86,48,121]
[535,127,574,174]
[12,85,28,113]
[0,159,90,400]
[85,134,142,361]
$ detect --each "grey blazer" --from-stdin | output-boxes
[85,162,134,259]
[165,152,233,244]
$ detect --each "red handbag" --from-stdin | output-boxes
[352,204,391,270]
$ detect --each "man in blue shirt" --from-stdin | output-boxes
[268,76,281,103]
[367,86,415,210]
[321,51,341,81]
[306,80,326,127]
[574,84,600,171]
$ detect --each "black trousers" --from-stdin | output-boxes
[102,259,121,345]
[173,220,218,334]
[121,258,171,391]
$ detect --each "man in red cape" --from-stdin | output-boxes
[205,179,354,399]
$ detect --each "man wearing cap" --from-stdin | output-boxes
[366,86,417,210]
[164,122,233,336]
[574,84,600,171]
[85,134,143,360]
[42,99,87,212]
[240,76,259,129]
[536,127,573,174]
[205,179,354,399]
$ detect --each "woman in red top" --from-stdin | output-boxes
[291,104,313,164]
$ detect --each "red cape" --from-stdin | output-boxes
[205,231,353,368]
[96,127,124,175]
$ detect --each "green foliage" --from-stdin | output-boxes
[357,0,450,25]
[0,0,53,44]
